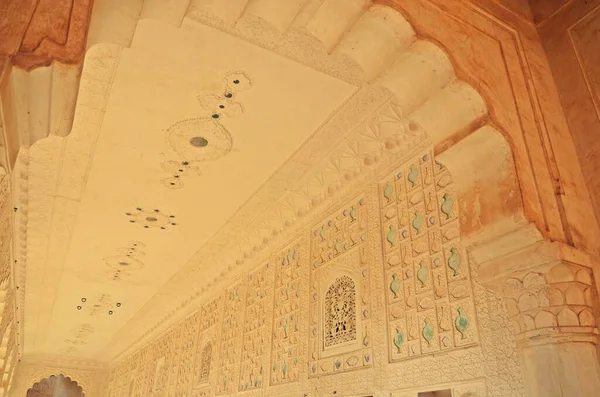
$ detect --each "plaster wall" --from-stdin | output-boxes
[104,150,525,397]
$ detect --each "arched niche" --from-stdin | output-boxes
[26,375,85,397]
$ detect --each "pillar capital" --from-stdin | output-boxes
[475,228,599,347]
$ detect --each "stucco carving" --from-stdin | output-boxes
[103,150,527,396]
[379,152,478,361]
[6,1,599,397]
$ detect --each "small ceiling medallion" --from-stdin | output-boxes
[104,241,146,281]
[126,208,177,229]
[161,70,252,189]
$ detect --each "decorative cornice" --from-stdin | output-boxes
[20,353,108,371]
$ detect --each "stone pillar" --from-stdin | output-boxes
[477,239,600,397]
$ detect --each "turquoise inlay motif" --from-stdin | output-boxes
[412,210,424,234]
[384,181,394,203]
[422,318,434,346]
[407,164,419,187]
[455,307,469,339]
[386,224,396,247]
[416,261,429,288]
[441,193,454,219]
[390,273,401,299]
[447,247,461,277]
[393,328,404,353]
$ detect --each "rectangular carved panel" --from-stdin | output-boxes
[270,240,304,385]
[193,296,222,397]
[309,197,372,378]
[379,152,478,361]
[239,263,274,391]
[216,280,246,395]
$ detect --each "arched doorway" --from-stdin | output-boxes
[26,375,84,397]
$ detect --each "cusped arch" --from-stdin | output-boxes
[26,374,85,397]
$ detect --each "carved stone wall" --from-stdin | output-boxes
[104,152,525,397]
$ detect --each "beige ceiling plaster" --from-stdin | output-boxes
[22,18,356,358]
[13,2,489,364]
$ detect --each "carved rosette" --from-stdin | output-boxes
[309,197,372,377]
[379,152,478,362]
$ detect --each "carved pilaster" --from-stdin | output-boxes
[476,237,600,397]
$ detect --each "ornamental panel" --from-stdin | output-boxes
[239,263,274,391]
[309,197,372,377]
[216,280,246,395]
[269,240,305,386]
[379,152,478,362]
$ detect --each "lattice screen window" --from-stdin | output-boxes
[324,275,357,347]
[198,343,212,383]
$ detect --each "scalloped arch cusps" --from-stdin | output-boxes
[27,374,85,397]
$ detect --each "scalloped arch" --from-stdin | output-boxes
[26,374,85,397]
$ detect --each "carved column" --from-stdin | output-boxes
[477,239,600,397]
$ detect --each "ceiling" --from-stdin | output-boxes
[16,1,480,364]
[24,16,356,359]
